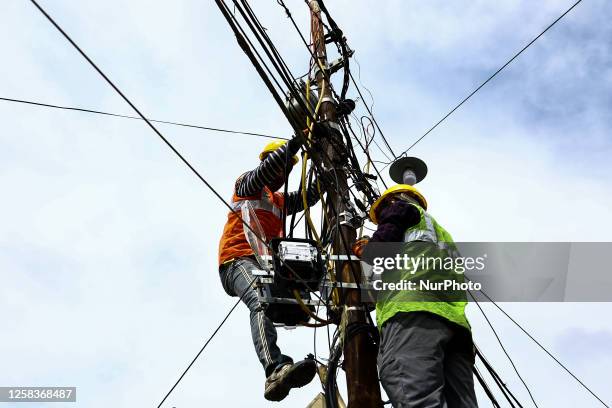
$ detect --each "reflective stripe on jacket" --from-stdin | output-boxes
[218,186,284,266]
[376,203,471,331]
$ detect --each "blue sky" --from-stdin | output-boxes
[1,1,611,407]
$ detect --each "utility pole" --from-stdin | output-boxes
[309,2,382,407]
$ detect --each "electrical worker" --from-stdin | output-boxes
[354,183,478,408]
[218,138,320,402]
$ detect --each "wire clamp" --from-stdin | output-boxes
[338,201,366,229]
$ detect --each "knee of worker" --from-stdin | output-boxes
[380,353,445,408]
[242,288,264,313]
[444,366,478,408]
[444,350,477,391]
[379,336,446,404]
[244,294,264,316]
[380,356,444,408]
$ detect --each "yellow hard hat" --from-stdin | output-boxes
[259,140,299,165]
[369,184,428,224]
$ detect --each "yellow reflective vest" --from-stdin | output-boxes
[375,203,471,331]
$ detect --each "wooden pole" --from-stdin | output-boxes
[309,2,382,407]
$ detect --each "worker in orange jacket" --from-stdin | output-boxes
[218,138,320,402]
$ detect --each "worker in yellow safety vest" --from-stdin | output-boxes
[354,183,478,408]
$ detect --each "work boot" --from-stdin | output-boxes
[264,358,317,401]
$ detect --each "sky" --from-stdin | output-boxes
[1,0,611,407]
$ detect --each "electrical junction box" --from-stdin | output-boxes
[279,240,317,262]
[270,238,323,291]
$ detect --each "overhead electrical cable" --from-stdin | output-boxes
[239,0,304,97]
[28,5,331,407]
[473,364,502,408]
[157,292,247,408]
[301,0,398,165]
[276,0,397,165]
[469,292,540,408]
[0,96,282,140]
[389,0,584,162]
[276,0,341,103]
[215,0,319,136]
[27,1,318,291]
[345,118,388,189]
[476,346,524,408]
[29,0,250,218]
[348,72,396,159]
[232,0,329,131]
[351,56,376,114]
[215,0,367,227]
[32,1,599,407]
[476,289,611,408]
[232,1,296,97]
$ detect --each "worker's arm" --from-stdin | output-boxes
[235,137,303,197]
[284,180,321,215]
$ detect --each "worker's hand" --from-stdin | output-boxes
[378,200,418,228]
[294,128,307,145]
[352,236,370,258]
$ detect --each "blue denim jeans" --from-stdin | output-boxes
[219,257,293,377]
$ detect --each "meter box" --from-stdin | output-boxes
[270,238,323,291]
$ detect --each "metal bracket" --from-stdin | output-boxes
[345,305,367,312]
[251,267,377,307]
[322,47,354,76]
[338,200,366,229]
[326,120,342,134]
[327,56,346,75]
[325,254,361,261]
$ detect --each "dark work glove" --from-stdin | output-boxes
[371,223,404,243]
[378,200,420,229]
[287,136,304,154]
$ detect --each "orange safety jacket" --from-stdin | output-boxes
[218,185,285,266]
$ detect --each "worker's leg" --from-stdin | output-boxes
[443,326,478,408]
[219,258,292,376]
[378,312,452,408]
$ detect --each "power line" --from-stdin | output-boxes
[0,96,283,140]
[477,289,611,408]
[473,366,502,408]
[216,0,318,136]
[275,0,392,187]
[156,290,248,408]
[27,4,290,408]
[390,0,584,162]
[476,345,524,408]
[349,72,397,160]
[278,0,398,161]
[29,0,247,217]
[30,1,606,407]
[350,57,398,162]
[28,7,334,404]
[29,0,337,308]
[470,292,540,407]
